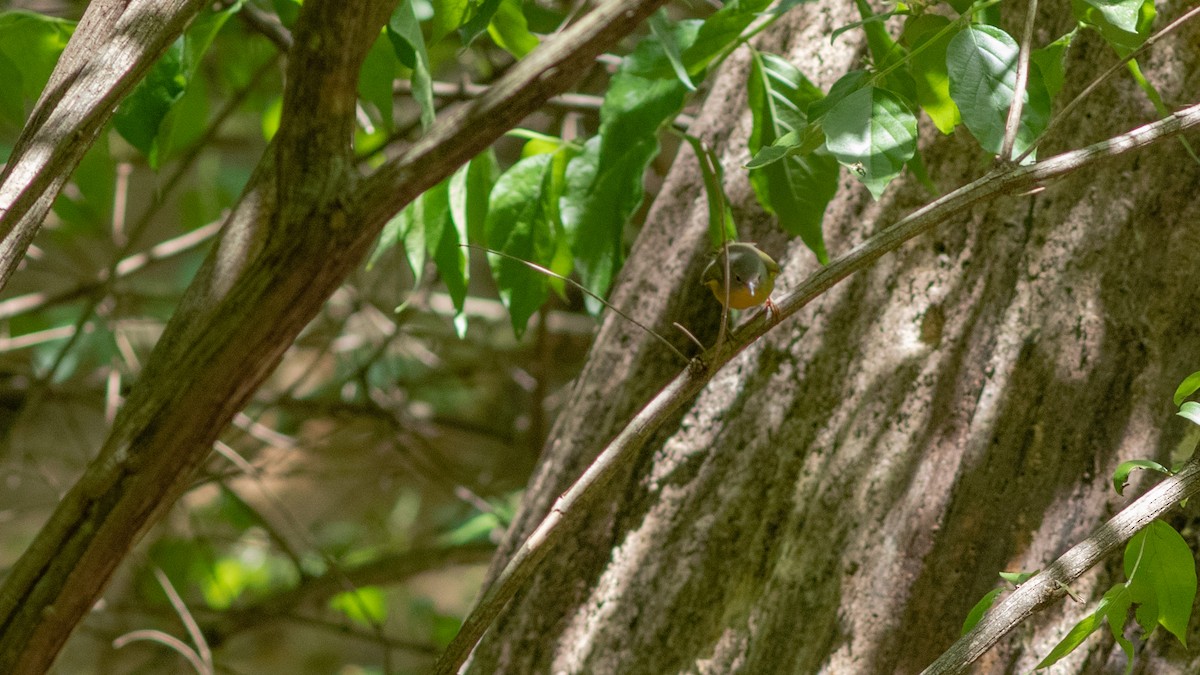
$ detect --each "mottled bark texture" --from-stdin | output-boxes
[470,2,1200,673]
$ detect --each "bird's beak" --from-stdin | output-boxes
[746,279,758,297]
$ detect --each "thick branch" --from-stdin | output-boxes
[0,0,673,671]
[435,103,1200,674]
[0,0,208,292]
[922,453,1200,674]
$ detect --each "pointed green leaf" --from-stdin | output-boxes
[459,0,504,47]
[1083,0,1144,33]
[113,2,240,167]
[946,25,1051,158]
[1178,401,1200,427]
[0,11,75,128]
[1030,31,1075,101]
[431,0,471,43]
[388,0,435,131]
[746,49,837,263]
[487,154,557,337]
[360,35,398,134]
[450,149,500,247]
[1125,520,1196,646]
[1111,459,1172,495]
[823,86,917,199]
[1036,587,1122,668]
[648,10,696,91]
[1174,371,1200,407]
[422,181,470,335]
[960,587,1003,635]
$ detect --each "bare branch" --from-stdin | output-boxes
[0,0,209,292]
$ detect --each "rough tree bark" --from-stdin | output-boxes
[470,1,1200,673]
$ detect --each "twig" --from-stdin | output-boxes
[999,0,1038,162]
[433,103,1200,675]
[152,568,213,674]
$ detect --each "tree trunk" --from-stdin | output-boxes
[470,2,1200,673]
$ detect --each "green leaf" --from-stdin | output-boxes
[561,37,689,313]
[648,10,695,91]
[746,49,837,263]
[1178,401,1200,427]
[680,0,772,75]
[1125,520,1197,646]
[807,69,870,122]
[1030,31,1075,101]
[1174,371,1200,407]
[488,0,539,59]
[388,0,435,131]
[901,14,962,134]
[0,11,75,128]
[112,1,241,167]
[1082,0,1143,33]
[450,149,500,247]
[360,35,398,134]
[1036,586,1123,669]
[421,181,469,335]
[1073,0,1155,54]
[431,0,472,43]
[946,24,1051,158]
[823,86,917,199]
[1112,459,1172,495]
[998,570,1037,584]
[459,0,504,47]
[487,153,557,337]
[329,587,388,628]
[113,40,186,167]
[960,587,1003,635]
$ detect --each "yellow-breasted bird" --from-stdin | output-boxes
[702,242,780,313]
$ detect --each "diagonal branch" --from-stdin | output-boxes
[433,102,1200,675]
[0,0,208,293]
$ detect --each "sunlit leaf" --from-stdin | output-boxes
[946,25,1051,159]
[488,0,538,58]
[487,153,557,337]
[1125,520,1196,646]
[1111,459,1171,495]
[901,14,961,134]
[329,587,388,627]
[746,49,837,262]
[823,85,917,199]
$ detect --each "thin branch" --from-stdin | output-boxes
[0,221,221,322]
[922,452,1200,674]
[112,629,209,675]
[433,103,1200,675]
[466,244,689,363]
[999,0,1037,162]
[151,568,213,674]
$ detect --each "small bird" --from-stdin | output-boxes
[702,242,780,313]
